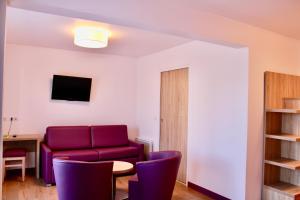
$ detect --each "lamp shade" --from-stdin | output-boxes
[74,27,109,48]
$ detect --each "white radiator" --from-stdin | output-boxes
[135,138,154,159]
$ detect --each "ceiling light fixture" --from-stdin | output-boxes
[74,27,109,48]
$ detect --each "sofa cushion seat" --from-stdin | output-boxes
[53,149,99,162]
[4,148,27,157]
[95,146,139,160]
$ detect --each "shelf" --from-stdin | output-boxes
[283,97,300,100]
[266,108,300,113]
[265,158,300,170]
[265,182,300,197]
[265,134,300,142]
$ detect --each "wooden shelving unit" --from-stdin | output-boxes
[263,72,300,200]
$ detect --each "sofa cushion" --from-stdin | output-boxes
[95,146,139,160]
[91,125,129,148]
[53,149,99,161]
[46,126,91,150]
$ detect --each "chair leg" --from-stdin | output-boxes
[22,157,25,182]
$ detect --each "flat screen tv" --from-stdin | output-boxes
[51,75,92,102]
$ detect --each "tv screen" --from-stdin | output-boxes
[51,75,92,102]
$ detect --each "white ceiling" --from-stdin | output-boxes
[8,0,300,40]
[6,7,190,57]
[194,0,300,39]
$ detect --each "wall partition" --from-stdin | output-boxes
[0,0,6,196]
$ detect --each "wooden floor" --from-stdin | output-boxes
[2,172,212,200]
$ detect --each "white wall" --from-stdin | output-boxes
[0,0,6,195]
[3,44,138,139]
[136,41,248,199]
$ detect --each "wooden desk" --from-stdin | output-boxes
[3,134,43,179]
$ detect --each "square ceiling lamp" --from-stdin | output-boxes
[74,27,109,48]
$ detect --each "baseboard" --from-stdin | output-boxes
[188,182,231,200]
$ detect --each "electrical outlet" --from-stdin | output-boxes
[9,117,18,121]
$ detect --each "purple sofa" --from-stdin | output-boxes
[41,125,144,185]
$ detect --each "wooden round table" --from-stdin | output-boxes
[112,161,134,200]
[113,161,133,175]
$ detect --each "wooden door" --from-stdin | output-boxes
[160,67,188,183]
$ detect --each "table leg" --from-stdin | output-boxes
[112,175,129,200]
[113,175,116,199]
[36,140,40,179]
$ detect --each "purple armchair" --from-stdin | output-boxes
[53,158,113,200]
[128,151,182,200]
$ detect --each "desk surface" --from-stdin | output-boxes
[3,134,43,142]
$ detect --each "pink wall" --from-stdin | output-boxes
[0,0,6,194]
[136,41,248,199]
[3,44,138,139]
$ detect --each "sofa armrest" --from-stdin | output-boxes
[128,174,140,200]
[41,143,53,185]
[129,140,144,161]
